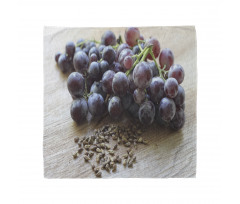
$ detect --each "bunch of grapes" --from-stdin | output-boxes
[55,28,185,130]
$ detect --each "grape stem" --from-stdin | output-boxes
[76,40,87,48]
[149,50,164,80]
[138,40,143,52]
[125,45,152,76]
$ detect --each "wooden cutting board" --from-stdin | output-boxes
[43,26,197,178]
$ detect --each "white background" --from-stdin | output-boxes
[0,0,239,203]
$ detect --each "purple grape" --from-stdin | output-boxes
[73,51,89,73]
[124,27,140,47]
[90,81,107,99]
[55,52,61,63]
[101,30,117,46]
[76,39,86,48]
[159,48,174,71]
[108,96,123,119]
[173,85,185,107]
[170,108,185,130]
[164,78,178,98]
[65,41,75,60]
[70,98,88,124]
[123,56,134,70]
[132,44,144,55]
[88,93,105,116]
[88,47,100,60]
[101,70,115,94]
[128,101,140,118]
[99,60,109,76]
[121,92,133,110]
[88,62,100,79]
[168,64,185,84]
[139,34,144,41]
[149,77,165,104]
[67,72,85,98]
[58,53,74,73]
[102,46,116,65]
[128,72,137,93]
[158,97,176,122]
[98,44,106,58]
[133,88,146,104]
[75,47,82,53]
[116,43,130,60]
[139,101,155,125]
[118,48,133,67]
[86,76,95,93]
[90,53,98,62]
[148,61,159,77]
[112,72,129,97]
[133,61,152,89]
[145,38,160,60]
[111,62,125,73]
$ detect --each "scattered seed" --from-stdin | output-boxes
[124,142,131,147]
[123,159,127,166]
[95,171,102,177]
[137,137,143,143]
[84,155,90,162]
[112,164,117,172]
[74,137,79,143]
[108,150,115,155]
[143,139,148,145]
[78,148,83,154]
[122,154,128,159]
[91,164,95,170]
[96,148,102,153]
[128,160,133,167]
[132,156,136,163]
[89,152,94,158]
[129,150,134,157]
[113,144,118,150]
[73,152,78,159]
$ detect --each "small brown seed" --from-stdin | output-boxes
[96,155,100,163]
[89,152,94,158]
[84,152,89,156]
[74,137,79,143]
[91,164,95,170]
[143,139,148,145]
[128,160,133,167]
[108,150,115,156]
[122,154,128,159]
[73,152,78,159]
[137,137,143,143]
[84,145,91,150]
[84,155,90,162]
[132,156,136,163]
[123,159,127,166]
[124,142,131,147]
[78,142,82,148]
[105,144,111,150]
[95,171,102,177]
[112,164,117,172]
[129,150,134,157]
[90,146,97,151]
[113,144,118,150]
[94,168,100,173]
[117,137,122,144]
[110,161,114,168]
[96,148,102,153]
[117,157,122,164]
[78,148,83,154]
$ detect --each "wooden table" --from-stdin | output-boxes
[44,26,197,178]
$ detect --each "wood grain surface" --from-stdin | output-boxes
[43,26,197,178]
